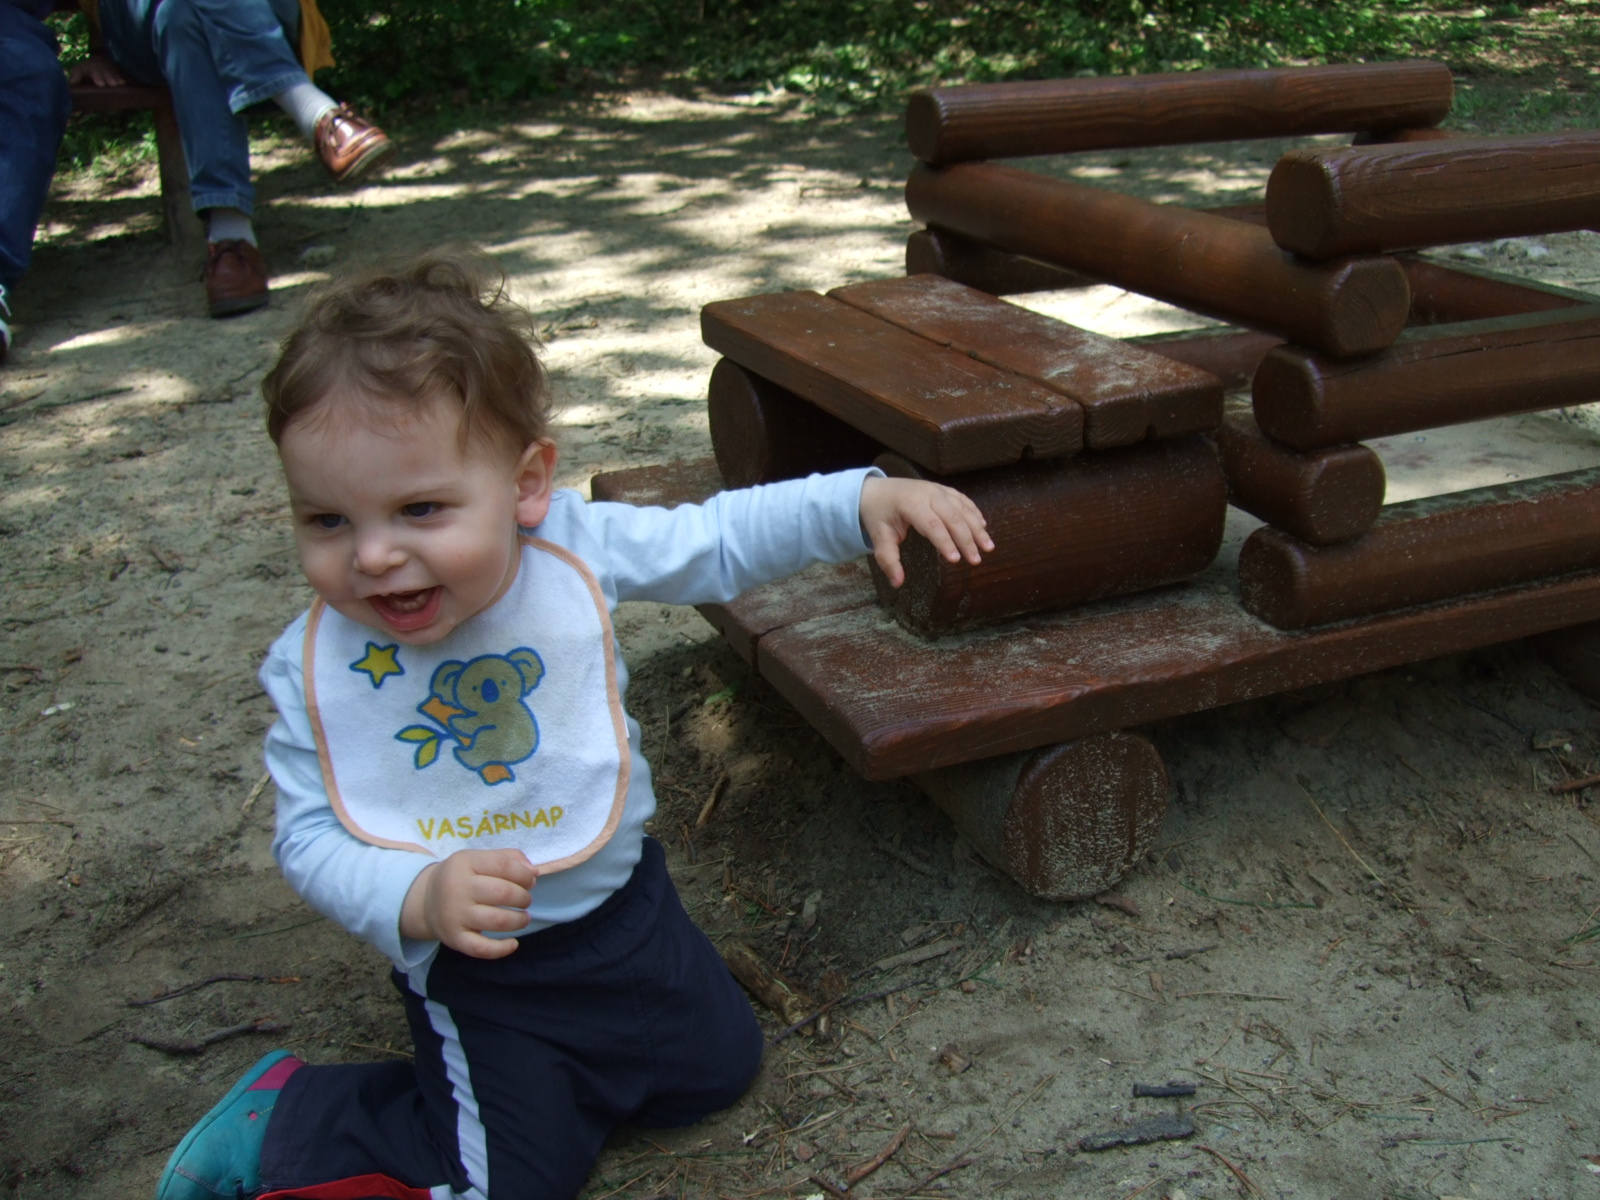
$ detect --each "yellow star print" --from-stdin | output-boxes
[350,642,404,688]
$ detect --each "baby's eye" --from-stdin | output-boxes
[402,502,441,519]
[309,513,345,530]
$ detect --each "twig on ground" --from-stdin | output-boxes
[240,772,271,813]
[1297,782,1383,882]
[130,1017,289,1055]
[696,771,730,826]
[964,1073,1055,1156]
[869,834,941,879]
[846,1124,911,1186]
[1196,1144,1266,1197]
[882,1156,974,1200]
[127,973,298,1007]
[1551,772,1600,794]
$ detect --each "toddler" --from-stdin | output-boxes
[155,248,991,1200]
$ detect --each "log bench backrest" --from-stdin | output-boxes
[906,61,1454,164]
[1267,132,1600,259]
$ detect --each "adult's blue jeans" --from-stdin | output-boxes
[0,0,71,289]
[97,0,307,216]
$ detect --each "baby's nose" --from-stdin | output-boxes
[353,530,404,574]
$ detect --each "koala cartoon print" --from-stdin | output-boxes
[398,649,546,785]
[305,539,631,868]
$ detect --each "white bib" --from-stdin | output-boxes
[303,537,630,871]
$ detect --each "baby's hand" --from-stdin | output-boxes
[860,475,993,588]
[401,848,538,959]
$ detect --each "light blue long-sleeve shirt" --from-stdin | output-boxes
[260,470,878,968]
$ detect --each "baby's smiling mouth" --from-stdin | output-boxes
[368,587,441,630]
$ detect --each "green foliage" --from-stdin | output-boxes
[315,0,1493,113]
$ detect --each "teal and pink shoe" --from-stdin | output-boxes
[155,1050,303,1200]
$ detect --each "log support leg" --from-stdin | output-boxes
[914,731,1169,900]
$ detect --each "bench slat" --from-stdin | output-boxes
[700,289,1083,474]
[830,274,1222,448]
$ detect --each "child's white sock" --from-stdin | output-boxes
[206,208,257,246]
[274,81,339,140]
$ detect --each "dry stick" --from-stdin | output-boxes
[1551,772,1600,794]
[768,979,933,1046]
[696,771,731,826]
[964,1073,1056,1157]
[240,772,271,813]
[585,1169,656,1200]
[883,1156,975,1200]
[126,973,294,1007]
[1569,899,1600,942]
[1176,991,1291,1001]
[130,1017,289,1056]
[807,1174,848,1200]
[1197,1144,1266,1198]
[845,1123,911,1186]
[1416,1074,1472,1110]
[1296,782,1383,882]
[1197,1011,1245,1066]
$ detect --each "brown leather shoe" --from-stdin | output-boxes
[205,239,270,318]
[314,104,394,184]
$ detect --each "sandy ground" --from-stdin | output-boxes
[4,92,1600,1200]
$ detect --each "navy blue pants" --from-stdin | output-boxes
[259,840,763,1200]
[0,0,70,290]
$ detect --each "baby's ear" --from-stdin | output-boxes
[514,439,558,527]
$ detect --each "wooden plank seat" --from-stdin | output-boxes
[702,277,1228,484]
[69,83,198,245]
[701,288,1084,474]
[590,456,1600,783]
[830,275,1224,449]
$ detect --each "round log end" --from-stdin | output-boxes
[905,228,948,277]
[1001,734,1170,900]
[905,90,951,164]
[708,358,779,489]
[1237,526,1319,630]
[1251,348,1334,451]
[1266,150,1343,259]
[1297,445,1387,545]
[708,358,883,489]
[1318,255,1412,359]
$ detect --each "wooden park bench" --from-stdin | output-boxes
[592,61,1600,902]
[67,84,197,245]
[54,0,198,245]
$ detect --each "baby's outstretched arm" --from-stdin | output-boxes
[400,848,538,959]
[860,475,994,588]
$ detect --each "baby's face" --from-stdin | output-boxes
[278,392,552,645]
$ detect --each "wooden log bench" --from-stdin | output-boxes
[591,457,1600,897]
[69,83,198,245]
[603,63,1600,901]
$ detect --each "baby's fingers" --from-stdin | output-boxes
[914,492,992,566]
[446,927,522,960]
